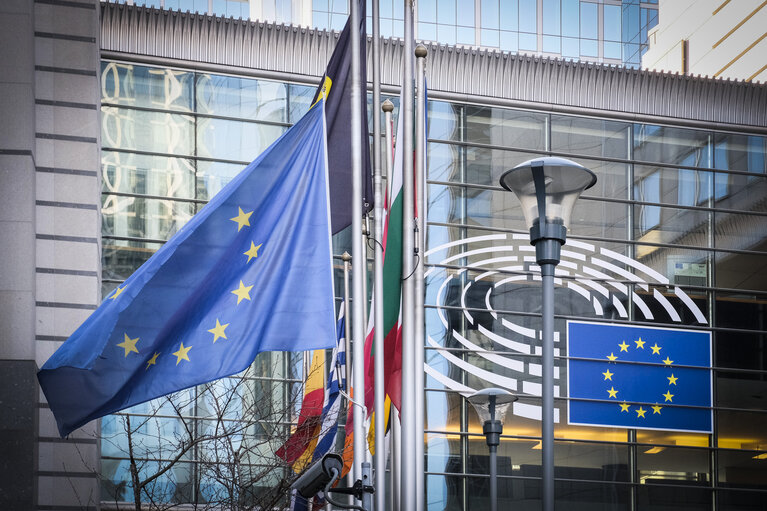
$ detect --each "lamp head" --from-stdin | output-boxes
[499,157,596,244]
[467,388,517,425]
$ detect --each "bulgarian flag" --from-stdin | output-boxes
[363,98,406,455]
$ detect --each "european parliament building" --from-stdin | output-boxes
[2,0,767,510]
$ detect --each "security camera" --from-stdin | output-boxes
[291,453,344,499]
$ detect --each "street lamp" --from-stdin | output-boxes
[468,388,518,511]
[499,156,596,511]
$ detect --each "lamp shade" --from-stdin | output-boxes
[468,388,517,425]
[499,157,597,234]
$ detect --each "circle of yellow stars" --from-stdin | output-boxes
[602,336,678,420]
[110,205,264,371]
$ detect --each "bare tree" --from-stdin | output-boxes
[98,355,334,511]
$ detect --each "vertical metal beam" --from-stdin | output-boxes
[350,0,366,502]
[372,0,387,508]
[414,43,428,510]
[400,1,416,510]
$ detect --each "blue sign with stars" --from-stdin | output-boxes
[567,321,712,433]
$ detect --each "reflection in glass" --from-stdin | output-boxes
[464,105,547,151]
[197,117,285,162]
[101,62,194,111]
[102,195,195,241]
[634,124,711,168]
[102,239,163,281]
[102,107,195,156]
[196,74,287,122]
[551,115,629,159]
[102,150,195,199]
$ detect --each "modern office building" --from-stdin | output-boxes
[1,1,767,510]
[642,0,767,83]
[116,0,660,66]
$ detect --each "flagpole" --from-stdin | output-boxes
[349,0,367,504]
[400,1,416,510]
[382,99,397,511]
[413,43,427,510]
[372,0,386,508]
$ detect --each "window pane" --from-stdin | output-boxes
[634,124,711,167]
[465,106,547,150]
[715,252,767,291]
[714,133,767,174]
[717,409,767,450]
[542,0,560,36]
[196,160,246,201]
[561,0,579,38]
[102,150,195,199]
[102,195,195,240]
[196,74,287,122]
[715,291,767,330]
[428,101,462,141]
[604,4,621,42]
[197,118,285,162]
[580,2,597,39]
[102,239,163,281]
[714,329,767,371]
[101,62,194,111]
[102,107,195,156]
[551,115,630,159]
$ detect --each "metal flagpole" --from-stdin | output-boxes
[350,0,367,505]
[382,99,396,511]
[372,0,386,508]
[400,1,416,510]
[413,43,427,510]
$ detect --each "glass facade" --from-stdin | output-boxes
[99,60,767,508]
[110,0,658,66]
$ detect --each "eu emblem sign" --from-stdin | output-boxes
[568,321,712,433]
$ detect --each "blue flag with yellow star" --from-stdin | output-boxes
[567,321,712,433]
[38,102,336,437]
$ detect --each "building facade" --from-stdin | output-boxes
[113,0,660,67]
[642,0,767,83]
[2,1,767,510]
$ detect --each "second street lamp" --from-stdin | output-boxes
[499,156,596,511]
[468,388,517,511]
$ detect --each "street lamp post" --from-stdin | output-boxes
[468,388,518,511]
[499,157,596,511]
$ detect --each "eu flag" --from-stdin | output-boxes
[568,321,712,433]
[38,103,337,437]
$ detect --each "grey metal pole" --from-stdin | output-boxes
[400,1,416,510]
[372,0,386,508]
[382,99,396,511]
[541,261,555,511]
[343,252,352,392]
[350,0,366,498]
[362,462,373,511]
[413,43,427,510]
[489,444,498,511]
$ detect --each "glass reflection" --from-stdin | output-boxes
[102,107,195,156]
[197,117,285,162]
[102,195,195,241]
[102,150,195,199]
[196,74,287,122]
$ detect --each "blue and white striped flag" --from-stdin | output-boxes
[313,303,346,459]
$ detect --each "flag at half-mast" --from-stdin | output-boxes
[313,0,372,234]
[38,102,337,438]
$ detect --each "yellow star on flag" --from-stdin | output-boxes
[231,280,254,305]
[109,286,125,300]
[244,241,263,263]
[230,207,253,231]
[652,405,663,414]
[619,402,630,412]
[651,343,661,354]
[663,390,674,402]
[145,352,159,370]
[607,387,618,398]
[667,374,678,385]
[636,406,647,418]
[618,341,629,352]
[607,352,618,361]
[172,343,192,365]
[208,319,229,343]
[663,356,673,365]
[602,369,614,381]
[635,337,645,349]
[117,333,139,357]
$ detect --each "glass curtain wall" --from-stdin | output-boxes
[424,100,767,510]
[99,59,767,509]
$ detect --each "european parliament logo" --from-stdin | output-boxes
[568,321,712,433]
